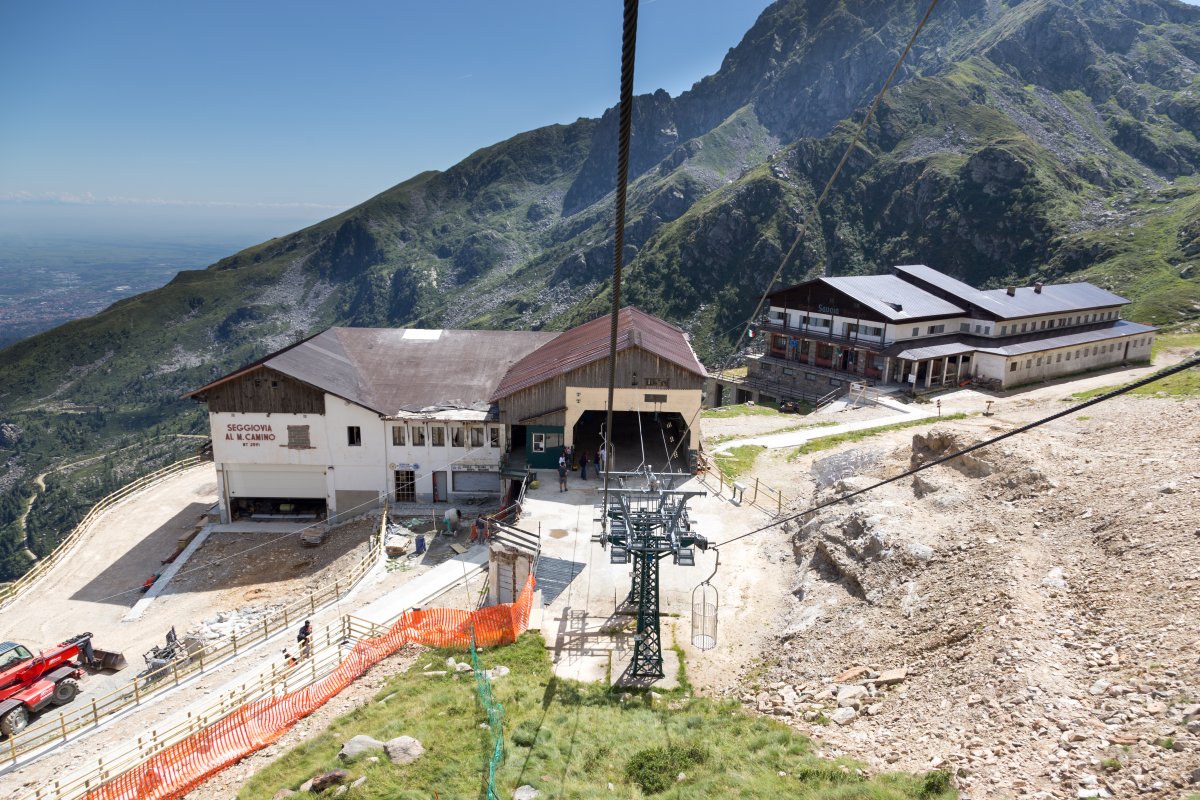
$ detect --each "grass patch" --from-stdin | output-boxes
[1100,757,1122,772]
[713,444,765,479]
[787,413,969,460]
[235,632,956,800]
[1070,368,1200,399]
[1153,736,1175,750]
[702,402,782,418]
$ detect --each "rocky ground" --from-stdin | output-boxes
[717,395,1200,799]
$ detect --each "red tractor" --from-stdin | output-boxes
[0,632,125,736]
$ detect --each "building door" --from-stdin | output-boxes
[394,470,416,503]
[432,471,447,502]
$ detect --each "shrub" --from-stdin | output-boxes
[624,744,708,794]
[920,769,953,797]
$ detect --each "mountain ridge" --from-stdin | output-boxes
[2,0,1200,578]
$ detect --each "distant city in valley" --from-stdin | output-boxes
[0,236,240,348]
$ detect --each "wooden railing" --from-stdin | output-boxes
[0,456,206,611]
[2,504,387,769]
[697,451,795,517]
[22,617,356,800]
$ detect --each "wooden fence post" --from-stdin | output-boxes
[753,478,760,502]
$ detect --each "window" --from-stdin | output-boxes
[760,363,773,373]
[861,325,883,337]
[412,425,426,446]
[489,426,501,448]
[1000,325,1007,335]
[450,426,464,447]
[286,425,312,449]
[532,432,545,453]
[347,426,362,447]
[1040,320,1047,330]
[431,426,445,446]
[1036,357,1043,366]
[1055,353,1062,363]
[391,425,406,446]
[1026,359,1032,369]
[470,427,484,448]
[772,335,787,350]
[1010,362,1018,372]
[394,470,416,503]
[645,394,668,403]
[1021,323,1028,332]
[1065,351,1071,360]
[912,327,919,337]
[927,324,945,335]
[960,323,971,333]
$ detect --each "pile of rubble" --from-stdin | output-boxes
[187,605,285,642]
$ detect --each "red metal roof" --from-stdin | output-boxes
[489,307,707,401]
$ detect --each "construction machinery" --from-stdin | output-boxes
[0,632,127,736]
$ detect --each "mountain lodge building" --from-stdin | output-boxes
[709,264,1156,406]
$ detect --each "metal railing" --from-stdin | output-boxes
[2,505,387,768]
[697,451,795,517]
[0,457,206,611]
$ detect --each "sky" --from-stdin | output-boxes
[0,1,774,243]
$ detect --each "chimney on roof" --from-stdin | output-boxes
[1034,282,1043,294]
[1006,286,1016,297]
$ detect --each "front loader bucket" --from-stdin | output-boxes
[93,648,128,672]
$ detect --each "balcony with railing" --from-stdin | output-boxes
[760,316,887,352]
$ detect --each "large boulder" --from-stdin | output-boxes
[385,735,425,765]
[338,735,385,761]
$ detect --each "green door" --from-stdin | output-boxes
[526,426,564,469]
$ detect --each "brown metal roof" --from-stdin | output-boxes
[187,327,557,415]
[489,307,707,401]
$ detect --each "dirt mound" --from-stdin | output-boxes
[728,399,1200,799]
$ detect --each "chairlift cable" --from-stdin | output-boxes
[600,0,640,533]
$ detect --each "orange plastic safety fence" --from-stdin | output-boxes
[84,575,536,800]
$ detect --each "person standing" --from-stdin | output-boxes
[558,461,568,492]
[297,619,313,659]
[599,445,607,474]
[580,450,588,480]
[594,449,601,476]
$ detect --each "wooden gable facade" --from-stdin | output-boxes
[497,345,705,427]
[200,367,327,415]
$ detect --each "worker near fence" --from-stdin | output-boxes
[297,619,313,658]
[443,506,460,535]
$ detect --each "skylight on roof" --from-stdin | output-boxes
[402,329,443,340]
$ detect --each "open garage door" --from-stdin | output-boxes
[572,410,691,473]
[226,467,327,499]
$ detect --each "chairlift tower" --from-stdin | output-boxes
[603,467,707,679]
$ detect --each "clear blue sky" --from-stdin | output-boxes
[0,1,773,241]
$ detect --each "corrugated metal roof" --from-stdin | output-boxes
[886,340,978,361]
[189,327,557,415]
[978,319,1156,356]
[490,307,707,401]
[893,264,1130,319]
[882,319,1156,361]
[811,275,964,320]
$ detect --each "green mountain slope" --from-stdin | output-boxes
[3,0,1200,579]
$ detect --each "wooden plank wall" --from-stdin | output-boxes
[498,347,703,425]
[202,367,326,414]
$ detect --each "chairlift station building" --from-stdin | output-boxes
[187,308,706,523]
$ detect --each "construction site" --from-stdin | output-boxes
[0,338,1193,799]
